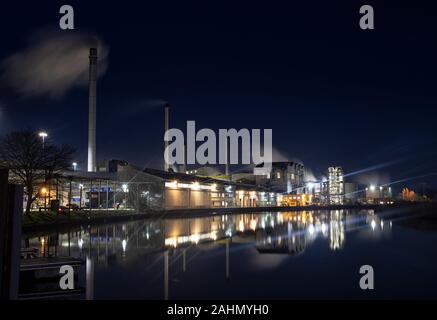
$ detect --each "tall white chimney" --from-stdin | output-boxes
[87,48,98,172]
[164,103,170,172]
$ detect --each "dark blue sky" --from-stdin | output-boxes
[1,1,436,193]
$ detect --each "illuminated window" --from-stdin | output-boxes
[276,172,281,179]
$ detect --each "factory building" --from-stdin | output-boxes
[28,162,282,213]
[143,168,280,209]
[365,185,393,204]
[254,161,305,193]
[344,182,358,204]
[322,167,345,204]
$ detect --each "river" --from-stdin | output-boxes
[22,208,437,299]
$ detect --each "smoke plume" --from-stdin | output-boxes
[0,29,108,99]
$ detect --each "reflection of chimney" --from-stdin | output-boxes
[87,48,98,172]
[164,103,170,172]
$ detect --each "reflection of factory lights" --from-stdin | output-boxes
[78,238,83,249]
[250,219,257,231]
[321,223,328,235]
[146,232,150,240]
[190,234,200,244]
[239,220,245,232]
[380,221,384,230]
[308,224,315,235]
[390,221,393,228]
[122,239,127,252]
[371,220,376,231]
[165,237,177,247]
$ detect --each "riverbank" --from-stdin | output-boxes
[21,202,437,235]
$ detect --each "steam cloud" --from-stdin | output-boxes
[0,29,108,98]
[271,147,303,165]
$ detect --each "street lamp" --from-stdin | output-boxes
[72,162,77,171]
[38,131,48,149]
[40,187,48,210]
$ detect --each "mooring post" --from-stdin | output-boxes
[0,169,23,300]
[164,250,169,300]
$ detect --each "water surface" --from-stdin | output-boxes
[23,209,437,299]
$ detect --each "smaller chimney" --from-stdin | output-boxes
[164,103,170,172]
[225,138,230,179]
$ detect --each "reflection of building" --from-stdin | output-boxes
[254,161,305,193]
[329,210,345,250]
[24,209,378,274]
[255,221,306,256]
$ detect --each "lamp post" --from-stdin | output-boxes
[41,187,48,211]
[38,131,48,150]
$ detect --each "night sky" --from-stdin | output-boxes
[0,1,436,193]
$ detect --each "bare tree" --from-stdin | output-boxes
[0,129,75,214]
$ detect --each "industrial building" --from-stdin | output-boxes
[254,161,305,193]
[365,185,393,204]
[321,167,345,205]
[25,159,283,212]
[344,182,358,204]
